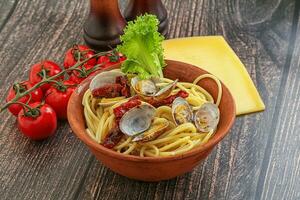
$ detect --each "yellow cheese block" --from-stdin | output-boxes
[162,36,265,115]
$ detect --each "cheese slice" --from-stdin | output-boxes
[162,36,265,115]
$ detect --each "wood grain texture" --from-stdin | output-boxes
[0,0,299,200]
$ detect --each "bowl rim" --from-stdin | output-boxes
[67,59,236,162]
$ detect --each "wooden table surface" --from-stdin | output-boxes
[0,0,300,199]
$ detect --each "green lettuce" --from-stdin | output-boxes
[116,14,165,79]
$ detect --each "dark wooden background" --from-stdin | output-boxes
[0,0,299,199]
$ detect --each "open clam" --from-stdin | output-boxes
[171,98,220,133]
[119,104,156,137]
[193,103,220,133]
[172,97,193,125]
[132,118,169,142]
[131,77,178,101]
[131,78,157,96]
[89,71,125,106]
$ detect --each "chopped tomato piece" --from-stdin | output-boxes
[149,90,189,107]
[113,97,141,119]
[92,84,123,98]
[92,76,131,98]
[102,126,123,149]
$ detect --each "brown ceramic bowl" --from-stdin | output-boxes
[67,60,236,181]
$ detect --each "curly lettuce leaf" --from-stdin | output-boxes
[117,14,165,79]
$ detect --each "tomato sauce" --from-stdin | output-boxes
[148,90,189,107]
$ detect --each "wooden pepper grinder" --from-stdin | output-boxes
[124,0,168,37]
[83,0,126,51]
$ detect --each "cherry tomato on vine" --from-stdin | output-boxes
[17,102,57,140]
[45,80,77,120]
[118,54,126,62]
[97,53,126,69]
[63,45,97,72]
[69,74,84,84]
[69,64,99,84]
[29,60,63,91]
[6,81,43,116]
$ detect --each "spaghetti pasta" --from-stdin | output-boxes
[82,74,222,157]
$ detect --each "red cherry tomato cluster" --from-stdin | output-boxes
[5,45,126,141]
[64,45,126,84]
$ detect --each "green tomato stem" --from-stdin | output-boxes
[5,101,34,114]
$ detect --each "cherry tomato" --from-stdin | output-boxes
[17,102,57,140]
[97,53,126,69]
[29,60,62,91]
[69,64,99,84]
[63,45,96,72]
[69,74,83,84]
[98,55,118,68]
[97,56,115,68]
[45,80,76,120]
[119,54,126,62]
[6,81,43,116]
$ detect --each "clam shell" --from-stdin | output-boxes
[154,79,178,101]
[131,77,157,96]
[131,77,178,101]
[132,118,169,142]
[172,97,193,125]
[193,103,220,133]
[119,104,156,137]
